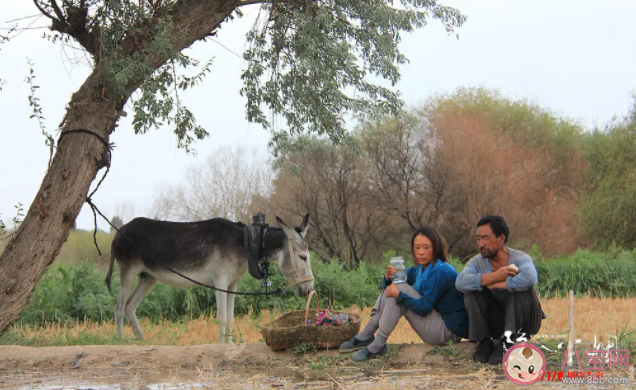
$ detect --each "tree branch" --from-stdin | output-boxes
[49,0,66,22]
[32,0,57,21]
[118,0,243,92]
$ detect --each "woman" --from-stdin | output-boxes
[339,226,469,361]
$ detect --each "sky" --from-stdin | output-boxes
[1,0,635,232]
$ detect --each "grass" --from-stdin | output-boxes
[533,247,636,298]
[17,248,636,327]
[428,344,462,358]
[293,341,319,355]
[3,297,635,355]
[17,259,387,326]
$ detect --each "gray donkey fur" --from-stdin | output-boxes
[105,214,313,343]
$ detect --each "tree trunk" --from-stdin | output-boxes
[0,68,123,335]
[0,0,241,336]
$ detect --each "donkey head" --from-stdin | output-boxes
[275,213,314,297]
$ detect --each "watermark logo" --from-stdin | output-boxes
[503,343,546,385]
[561,347,630,371]
[505,335,631,385]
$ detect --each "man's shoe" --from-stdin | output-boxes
[339,335,375,353]
[351,345,388,361]
[488,340,513,365]
[473,338,494,363]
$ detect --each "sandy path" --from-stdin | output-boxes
[0,343,631,389]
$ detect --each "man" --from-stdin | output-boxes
[455,215,543,365]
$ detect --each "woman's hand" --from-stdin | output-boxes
[385,282,400,298]
[385,265,396,281]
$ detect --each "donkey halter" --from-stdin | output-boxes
[286,238,315,288]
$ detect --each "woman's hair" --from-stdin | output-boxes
[411,226,449,262]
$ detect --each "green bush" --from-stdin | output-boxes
[20,261,114,325]
[15,248,636,327]
[535,247,636,298]
[578,99,636,249]
[17,255,386,326]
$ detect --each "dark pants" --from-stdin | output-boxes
[464,287,543,343]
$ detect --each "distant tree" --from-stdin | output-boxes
[578,97,636,248]
[151,146,273,222]
[269,138,395,267]
[113,202,137,225]
[109,215,124,234]
[263,89,585,262]
[415,88,584,257]
[357,115,430,231]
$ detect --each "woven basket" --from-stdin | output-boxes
[261,291,361,350]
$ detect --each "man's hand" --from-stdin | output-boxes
[486,281,508,290]
[481,265,517,286]
[385,282,400,298]
[495,265,518,281]
[385,265,396,281]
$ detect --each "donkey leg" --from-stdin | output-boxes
[225,282,239,343]
[115,268,136,339]
[214,287,229,343]
[125,273,157,340]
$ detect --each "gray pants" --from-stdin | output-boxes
[357,283,458,353]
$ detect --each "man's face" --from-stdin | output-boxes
[477,223,505,259]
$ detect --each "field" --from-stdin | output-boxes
[4,296,636,349]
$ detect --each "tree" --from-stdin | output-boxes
[415,88,584,257]
[0,0,465,334]
[109,216,124,234]
[113,201,137,225]
[262,88,585,263]
[269,138,394,267]
[578,98,636,248]
[150,145,273,221]
[357,115,431,230]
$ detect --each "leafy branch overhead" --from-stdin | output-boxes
[241,0,465,148]
[28,0,465,151]
[25,59,56,166]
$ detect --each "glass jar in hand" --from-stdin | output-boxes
[390,256,407,284]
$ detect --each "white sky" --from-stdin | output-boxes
[1,0,635,231]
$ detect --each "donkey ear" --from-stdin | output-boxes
[276,216,296,238]
[296,213,310,238]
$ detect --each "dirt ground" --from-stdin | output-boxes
[0,342,633,389]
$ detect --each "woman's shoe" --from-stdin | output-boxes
[351,345,387,361]
[339,335,375,353]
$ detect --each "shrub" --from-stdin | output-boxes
[16,248,636,326]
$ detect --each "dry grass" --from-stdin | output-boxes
[8,297,636,346]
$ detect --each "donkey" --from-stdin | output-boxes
[105,214,313,343]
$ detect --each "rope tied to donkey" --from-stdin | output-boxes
[61,129,283,296]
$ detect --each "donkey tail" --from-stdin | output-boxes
[105,250,116,294]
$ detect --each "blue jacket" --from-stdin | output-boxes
[384,259,469,339]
